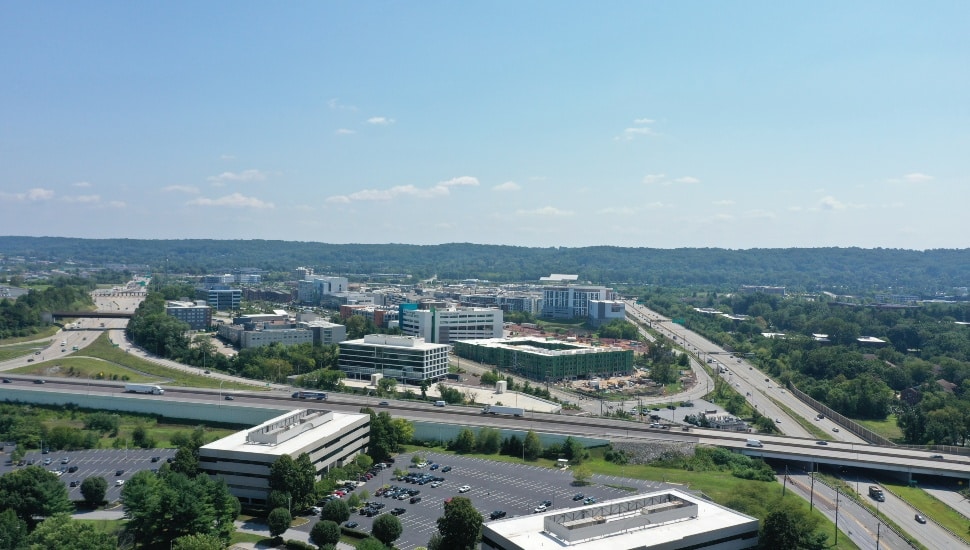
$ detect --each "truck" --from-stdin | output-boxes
[481,405,524,417]
[868,485,885,502]
[745,439,763,448]
[124,383,165,395]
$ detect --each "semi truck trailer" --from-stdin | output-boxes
[124,383,165,395]
[481,404,524,417]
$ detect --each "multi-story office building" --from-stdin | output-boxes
[300,319,348,345]
[297,276,349,304]
[541,284,613,319]
[482,489,759,550]
[198,408,369,510]
[453,337,633,381]
[587,299,626,327]
[202,274,236,289]
[196,286,242,311]
[338,334,449,384]
[399,306,504,344]
[340,305,399,329]
[164,300,212,330]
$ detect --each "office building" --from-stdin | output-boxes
[453,337,633,381]
[196,287,242,311]
[338,334,449,384]
[164,300,212,330]
[587,300,626,327]
[399,306,504,344]
[199,409,369,509]
[482,489,759,550]
[541,284,613,319]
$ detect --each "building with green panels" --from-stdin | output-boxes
[453,337,633,382]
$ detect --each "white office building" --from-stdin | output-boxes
[587,299,626,327]
[482,489,759,550]
[541,285,613,319]
[400,307,504,344]
[199,408,369,509]
[338,334,449,384]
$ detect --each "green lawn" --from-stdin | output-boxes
[0,326,59,345]
[0,340,52,361]
[857,415,903,442]
[10,357,161,382]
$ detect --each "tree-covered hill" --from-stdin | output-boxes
[1,236,968,294]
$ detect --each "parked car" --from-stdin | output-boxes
[345,521,359,529]
[391,507,406,515]
[490,510,507,520]
[441,466,452,473]
[583,497,597,505]
[458,485,471,493]
[534,505,547,513]
[572,493,585,501]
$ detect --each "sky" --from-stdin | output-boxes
[1,2,967,249]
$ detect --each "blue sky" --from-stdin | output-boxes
[1,2,967,249]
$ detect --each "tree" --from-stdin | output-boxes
[172,532,227,550]
[269,453,316,512]
[310,520,341,547]
[476,427,501,454]
[436,496,483,550]
[572,465,592,486]
[372,513,403,546]
[80,476,108,506]
[760,508,801,549]
[355,537,387,550]
[452,428,476,453]
[267,507,291,540]
[563,436,585,464]
[321,498,350,524]
[0,466,73,526]
[170,446,199,477]
[0,508,29,550]
[523,430,542,461]
[27,514,116,550]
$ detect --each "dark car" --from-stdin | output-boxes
[410,496,422,504]
[379,401,389,406]
[430,463,439,470]
[915,514,926,524]
[115,469,125,476]
[572,493,585,501]
[69,480,79,487]
[490,510,507,520]
[1,379,10,383]
[391,507,406,515]
[151,456,161,462]
[67,466,78,473]
[583,497,598,505]
[33,379,45,384]
[224,395,234,400]
[441,466,452,473]
[541,500,552,508]
[345,521,359,529]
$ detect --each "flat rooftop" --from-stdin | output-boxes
[485,489,758,549]
[457,337,626,356]
[201,409,366,457]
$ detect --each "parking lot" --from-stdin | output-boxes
[0,446,177,501]
[297,451,672,550]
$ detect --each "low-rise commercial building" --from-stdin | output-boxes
[482,489,759,550]
[164,300,212,330]
[199,408,369,509]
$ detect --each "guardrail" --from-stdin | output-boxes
[787,383,894,446]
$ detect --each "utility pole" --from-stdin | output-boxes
[809,463,816,512]
[834,488,840,544]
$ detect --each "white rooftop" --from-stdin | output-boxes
[540,274,579,281]
[457,337,625,357]
[485,489,757,550]
[201,409,366,457]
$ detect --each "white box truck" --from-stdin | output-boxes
[482,404,524,417]
[745,439,763,448]
[124,383,165,395]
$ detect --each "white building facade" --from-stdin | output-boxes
[399,307,504,344]
[541,285,613,319]
[338,334,449,384]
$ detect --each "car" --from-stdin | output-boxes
[224,395,234,400]
[490,510,507,520]
[816,440,828,445]
[378,401,389,406]
[69,480,79,487]
[416,461,428,468]
[68,466,78,473]
[572,493,585,501]
[61,457,70,464]
[430,463,439,470]
[915,514,927,524]
[816,414,825,420]
[775,418,782,423]
[203,370,210,374]
[930,454,944,460]
[310,506,321,515]
[33,379,45,384]
[391,507,406,515]
[115,479,125,486]
[34,351,40,355]
[410,496,422,504]
[43,458,52,465]
[1,379,10,383]
[534,505,548,513]
[441,466,452,473]
[541,500,552,507]
[345,521,359,529]
[115,469,125,476]
[430,481,442,488]
[832,427,840,432]
[458,485,471,493]
[583,497,597,505]
[27,358,34,362]
[151,456,161,462]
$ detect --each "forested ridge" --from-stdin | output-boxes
[3,236,969,294]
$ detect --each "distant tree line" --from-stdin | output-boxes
[0,278,93,339]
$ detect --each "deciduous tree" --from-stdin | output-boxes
[436,496,482,550]
[310,520,340,547]
[372,513,403,546]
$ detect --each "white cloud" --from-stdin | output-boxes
[207,169,267,185]
[493,181,521,192]
[327,176,479,203]
[62,194,101,204]
[335,128,356,135]
[596,206,638,215]
[642,174,700,186]
[818,195,846,210]
[187,193,275,209]
[644,201,668,209]
[367,116,395,125]
[633,118,655,125]
[529,175,547,181]
[616,118,657,140]
[642,174,667,185]
[674,176,700,184]
[219,154,236,161]
[744,209,776,220]
[72,181,92,188]
[108,200,126,208]
[713,199,735,206]
[163,185,200,194]
[0,188,55,201]
[515,206,574,216]
[327,98,357,111]
[903,172,933,183]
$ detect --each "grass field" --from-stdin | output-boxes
[10,357,162,382]
[857,415,903,442]
[0,326,60,346]
[0,340,52,361]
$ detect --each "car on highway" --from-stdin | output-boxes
[33,379,45,384]
[930,454,944,460]
[27,358,33,362]
[458,485,471,493]
[832,427,840,432]
[224,395,234,400]
[1,379,10,383]
[379,401,389,406]
[816,441,828,445]
[915,514,926,524]
[775,418,782,423]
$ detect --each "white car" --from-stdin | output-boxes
[534,505,547,513]
[458,485,471,493]
[416,461,428,468]
[115,479,125,486]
